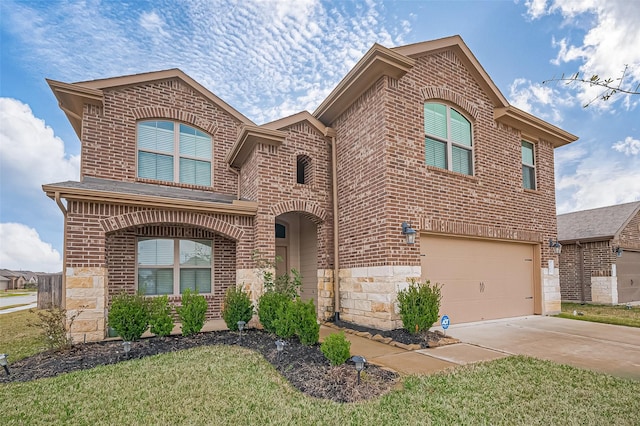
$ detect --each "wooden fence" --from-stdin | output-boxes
[38,274,63,309]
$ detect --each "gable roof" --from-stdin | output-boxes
[557,201,640,243]
[262,111,329,136]
[48,69,253,139]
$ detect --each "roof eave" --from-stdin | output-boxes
[313,44,416,124]
[494,106,578,148]
[226,125,287,168]
[46,79,104,140]
[261,111,329,135]
[42,184,258,216]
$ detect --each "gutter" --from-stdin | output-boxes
[326,128,340,320]
[54,191,68,308]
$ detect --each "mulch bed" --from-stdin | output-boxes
[0,329,398,403]
[332,319,459,348]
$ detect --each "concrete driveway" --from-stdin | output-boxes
[442,316,640,380]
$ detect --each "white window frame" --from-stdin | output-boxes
[424,103,474,176]
[521,140,536,190]
[136,238,213,296]
[136,120,213,186]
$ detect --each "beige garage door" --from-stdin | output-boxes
[617,250,640,303]
[421,235,535,324]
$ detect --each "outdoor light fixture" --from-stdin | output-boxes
[549,239,562,255]
[275,339,286,362]
[401,222,417,244]
[122,341,131,356]
[351,355,366,384]
[0,353,9,375]
[237,320,246,341]
[612,246,623,257]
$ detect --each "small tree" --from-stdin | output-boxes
[222,286,253,331]
[396,279,442,334]
[29,307,81,351]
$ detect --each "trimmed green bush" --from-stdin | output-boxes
[294,299,319,346]
[177,289,208,337]
[397,279,442,334]
[273,298,297,339]
[222,286,253,331]
[258,291,290,334]
[321,331,351,366]
[108,292,149,341]
[148,295,174,337]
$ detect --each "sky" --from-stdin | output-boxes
[0,0,639,273]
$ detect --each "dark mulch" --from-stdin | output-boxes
[332,319,458,348]
[0,329,398,403]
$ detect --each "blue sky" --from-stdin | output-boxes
[1,0,638,272]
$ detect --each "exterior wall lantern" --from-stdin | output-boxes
[548,239,562,255]
[612,246,623,257]
[401,222,417,244]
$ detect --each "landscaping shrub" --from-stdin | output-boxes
[273,298,297,339]
[273,269,302,299]
[258,291,290,334]
[108,292,149,341]
[148,295,174,337]
[177,289,208,336]
[321,331,351,366]
[294,299,319,346]
[29,307,80,351]
[222,286,253,331]
[397,279,442,334]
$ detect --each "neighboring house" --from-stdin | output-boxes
[0,269,26,290]
[0,275,9,291]
[44,35,577,342]
[558,202,640,304]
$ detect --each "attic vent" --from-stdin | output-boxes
[388,77,399,89]
[296,154,312,185]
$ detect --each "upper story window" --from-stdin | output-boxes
[296,154,312,184]
[424,103,473,176]
[137,121,212,186]
[521,141,536,190]
[137,238,212,295]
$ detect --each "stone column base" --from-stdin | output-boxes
[591,276,618,305]
[66,266,107,343]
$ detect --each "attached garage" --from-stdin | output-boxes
[617,250,640,303]
[421,235,539,324]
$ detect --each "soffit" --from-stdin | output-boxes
[46,79,104,139]
[494,106,578,147]
[313,43,416,124]
[226,125,287,168]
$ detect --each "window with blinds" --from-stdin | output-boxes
[521,141,536,190]
[137,238,212,295]
[137,121,212,186]
[424,103,473,175]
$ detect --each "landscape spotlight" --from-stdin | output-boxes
[122,341,131,356]
[275,339,286,362]
[351,355,366,384]
[0,353,9,375]
[237,320,246,341]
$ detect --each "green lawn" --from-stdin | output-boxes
[0,310,45,361]
[558,302,640,328]
[1,346,639,425]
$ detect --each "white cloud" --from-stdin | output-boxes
[526,0,640,110]
[508,78,571,124]
[0,98,80,193]
[0,223,62,273]
[612,136,640,156]
[555,141,640,213]
[0,0,409,123]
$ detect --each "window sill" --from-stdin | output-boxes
[425,165,479,182]
[136,177,216,192]
[523,188,540,195]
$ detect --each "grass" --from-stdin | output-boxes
[1,347,638,425]
[0,303,32,311]
[558,302,640,328]
[0,310,45,361]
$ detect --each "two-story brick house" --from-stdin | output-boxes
[44,35,577,342]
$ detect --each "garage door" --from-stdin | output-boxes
[421,235,535,324]
[617,250,640,303]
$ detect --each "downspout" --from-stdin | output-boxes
[326,128,340,321]
[227,165,241,199]
[54,191,68,308]
[577,240,585,303]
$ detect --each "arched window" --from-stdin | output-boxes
[424,103,473,175]
[296,154,312,185]
[137,121,212,186]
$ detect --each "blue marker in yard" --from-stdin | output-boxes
[441,315,450,335]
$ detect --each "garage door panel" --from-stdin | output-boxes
[421,235,535,324]
[617,251,640,303]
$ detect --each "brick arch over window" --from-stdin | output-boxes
[100,211,244,241]
[131,107,218,135]
[269,201,327,224]
[420,86,479,120]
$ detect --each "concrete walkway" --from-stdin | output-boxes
[0,293,37,315]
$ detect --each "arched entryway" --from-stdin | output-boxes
[275,212,318,306]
